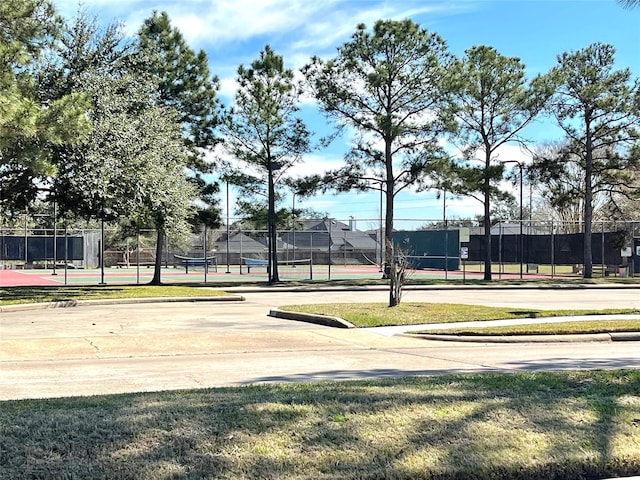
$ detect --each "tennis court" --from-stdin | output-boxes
[1,262,553,287]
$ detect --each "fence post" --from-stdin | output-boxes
[136,228,140,284]
[52,201,57,276]
[601,220,606,277]
[204,227,208,282]
[24,213,28,267]
[498,223,503,279]
[343,229,347,267]
[551,221,555,278]
[328,220,332,280]
[239,228,243,274]
[64,226,68,285]
[444,220,448,280]
[99,215,105,285]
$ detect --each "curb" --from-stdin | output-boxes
[0,295,245,312]
[269,308,355,329]
[403,331,640,343]
[225,283,640,294]
[268,309,640,343]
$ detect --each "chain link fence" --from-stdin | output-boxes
[2,218,639,279]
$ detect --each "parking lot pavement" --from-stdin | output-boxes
[1,286,639,400]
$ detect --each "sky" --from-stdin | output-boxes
[52,0,640,229]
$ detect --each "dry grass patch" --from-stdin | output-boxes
[1,371,639,479]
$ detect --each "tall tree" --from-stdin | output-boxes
[548,43,640,277]
[0,0,89,213]
[57,70,196,284]
[137,11,222,229]
[303,19,453,306]
[222,45,311,284]
[48,13,196,284]
[443,45,554,280]
[40,11,130,219]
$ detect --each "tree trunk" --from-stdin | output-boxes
[267,164,279,284]
[384,185,394,283]
[388,259,398,307]
[583,127,593,278]
[384,140,399,306]
[483,151,492,281]
[149,229,163,285]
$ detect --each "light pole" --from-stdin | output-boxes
[442,188,446,222]
[505,160,523,279]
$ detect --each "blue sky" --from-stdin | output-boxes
[53,0,640,228]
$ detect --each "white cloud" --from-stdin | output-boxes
[451,143,534,166]
[285,152,345,178]
[491,144,533,165]
[135,0,341,46]
[56,1,472,60]
[217,76,239,102]
[287,2,465,55]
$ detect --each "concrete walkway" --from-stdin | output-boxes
[1,285,639,400]
[362,314,640,341]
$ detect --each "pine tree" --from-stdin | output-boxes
[304,19,452,305]
[223,46,311,284]
[443,45,554,280]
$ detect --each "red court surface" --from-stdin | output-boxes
[0,264,558,287]
[0,269,62,287]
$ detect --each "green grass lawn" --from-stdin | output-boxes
[419,319,640,336]
[280,302,640,329]
[1,370,638,480]
[0,285,229,305]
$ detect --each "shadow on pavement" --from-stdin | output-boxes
[243,356,640,385]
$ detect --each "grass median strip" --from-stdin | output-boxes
[280,303,640,328]
[1,370,638,479]
[415,319,640,336]
[0,285,229,305]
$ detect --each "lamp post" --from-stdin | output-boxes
[505,160,523,279]
[442,188,446,222]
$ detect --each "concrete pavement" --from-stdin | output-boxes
[1,285,639,400]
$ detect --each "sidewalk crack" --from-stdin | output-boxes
[85,338,102,358]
